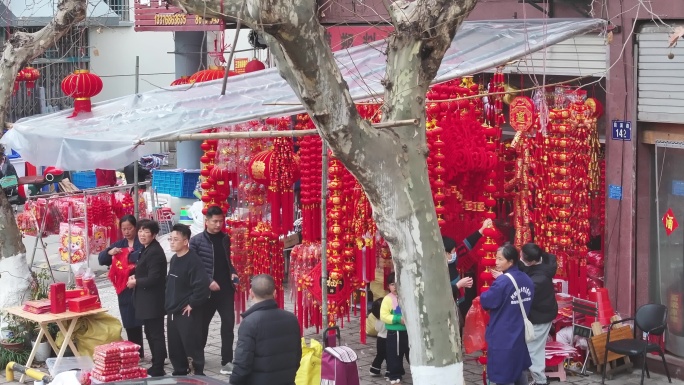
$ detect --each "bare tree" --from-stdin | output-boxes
[0,0,87,309]
[171,0,477,382]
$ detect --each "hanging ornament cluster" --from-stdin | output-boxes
[295,114,323,243]
[291,242,323,332]
[61,69,103,117]
[226,219,250,322]
[14,67,41,96]
[267,118,298,235]
[250,221,285,307]
[199,135,229,214]
[505,96,537,249]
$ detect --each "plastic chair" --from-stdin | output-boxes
[601,303,672,385]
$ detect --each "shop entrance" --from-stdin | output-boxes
[655,141,684,357]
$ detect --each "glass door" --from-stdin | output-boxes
[655,142,684,357]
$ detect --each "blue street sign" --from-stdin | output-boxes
[611,120,632,141]
[674,180,684,197]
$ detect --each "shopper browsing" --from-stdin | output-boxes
[380,273,409,385]
[190,205,239,375]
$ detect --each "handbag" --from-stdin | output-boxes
[505,273,536,342]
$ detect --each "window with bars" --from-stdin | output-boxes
[105,0,130,22]
[7,26,90,123]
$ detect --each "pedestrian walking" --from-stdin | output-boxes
[483,244,534,385]
[98,215,144,358]
[189,205,239,375]
[127,219,168,377]
[229,274,301,385]
[519,243,558,385]
[380,273,408,385]
[165,224,211,376]
[369,298,388,378]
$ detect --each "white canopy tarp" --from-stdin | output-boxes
[2,18,606,171]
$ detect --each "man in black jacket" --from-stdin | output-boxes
[519,243,559,385]
[166,224,211,376]
[189,206,239,374]
[230,274,301,385]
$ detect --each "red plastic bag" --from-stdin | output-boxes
[463,297,488,354]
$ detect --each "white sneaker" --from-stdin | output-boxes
[390,380,401,385]
[220,362,234,375]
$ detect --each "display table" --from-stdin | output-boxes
[4,306,107,382]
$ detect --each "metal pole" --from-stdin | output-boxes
[320,141,329,328]
[134,56,140,219]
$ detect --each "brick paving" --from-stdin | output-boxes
[1,235,678,384]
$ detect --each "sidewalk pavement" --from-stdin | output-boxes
[1,233,678,384]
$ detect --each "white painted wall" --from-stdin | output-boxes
[89,27,176,102]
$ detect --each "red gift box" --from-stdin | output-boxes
[66,289,88,299]
[67,295,101,312]
[23,299,51,314]
[50,282,66,313]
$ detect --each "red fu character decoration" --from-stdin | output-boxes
[61,69,103,118]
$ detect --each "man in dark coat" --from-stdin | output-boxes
[166,224,211,376]
[189,205,239,374]
[519,243,559,385]
[127,219,168,377]
[229,274,301,385]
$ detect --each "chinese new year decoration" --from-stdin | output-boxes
[61,69,104,117]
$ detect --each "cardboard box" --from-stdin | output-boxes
[23,299,51,314]
[282,233,301,249]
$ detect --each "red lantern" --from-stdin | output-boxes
[189,67,238,83]
[170,76,190,86]
[244,58,266,73]
[21,67,40,96]
[248,150,274,185]
[61,69,103,117]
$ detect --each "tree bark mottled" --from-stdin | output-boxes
[0,0,87,310]
[168,0,477,382]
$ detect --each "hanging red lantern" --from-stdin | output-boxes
[20,67,40,96]
[248,150,274,186]
[61,69,103,117]
[244,58,266,73]
[170,76,190,86]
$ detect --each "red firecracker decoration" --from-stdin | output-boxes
[61,69,103,117]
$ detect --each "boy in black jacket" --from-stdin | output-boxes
[519,243,559,385]
[166,224,211,376]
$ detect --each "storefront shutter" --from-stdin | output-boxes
[638,24,684,123]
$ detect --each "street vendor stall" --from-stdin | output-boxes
[4,307,107,382]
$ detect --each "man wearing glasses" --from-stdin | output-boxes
[166,224,211,375]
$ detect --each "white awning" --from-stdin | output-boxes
[2,18,606,170]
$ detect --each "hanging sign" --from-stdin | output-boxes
[611,120,632,141]
[662,208,679,236]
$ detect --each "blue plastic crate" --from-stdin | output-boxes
[71,171,97,189]
[152,169,200,198]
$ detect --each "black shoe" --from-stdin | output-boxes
[172,369,190,376]
[147,368,166,377]
[369,367,382,377]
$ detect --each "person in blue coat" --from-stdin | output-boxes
[482,243,534,385]
[98,215,144,358]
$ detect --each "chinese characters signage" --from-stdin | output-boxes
[134,0,223,32]
[325,26,393,51]
[663,208,679,236]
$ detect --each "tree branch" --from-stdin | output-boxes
[0,0,87,130]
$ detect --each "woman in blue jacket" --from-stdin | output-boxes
[481,244,535,385]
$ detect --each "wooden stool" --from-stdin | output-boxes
[545,356,567,382]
